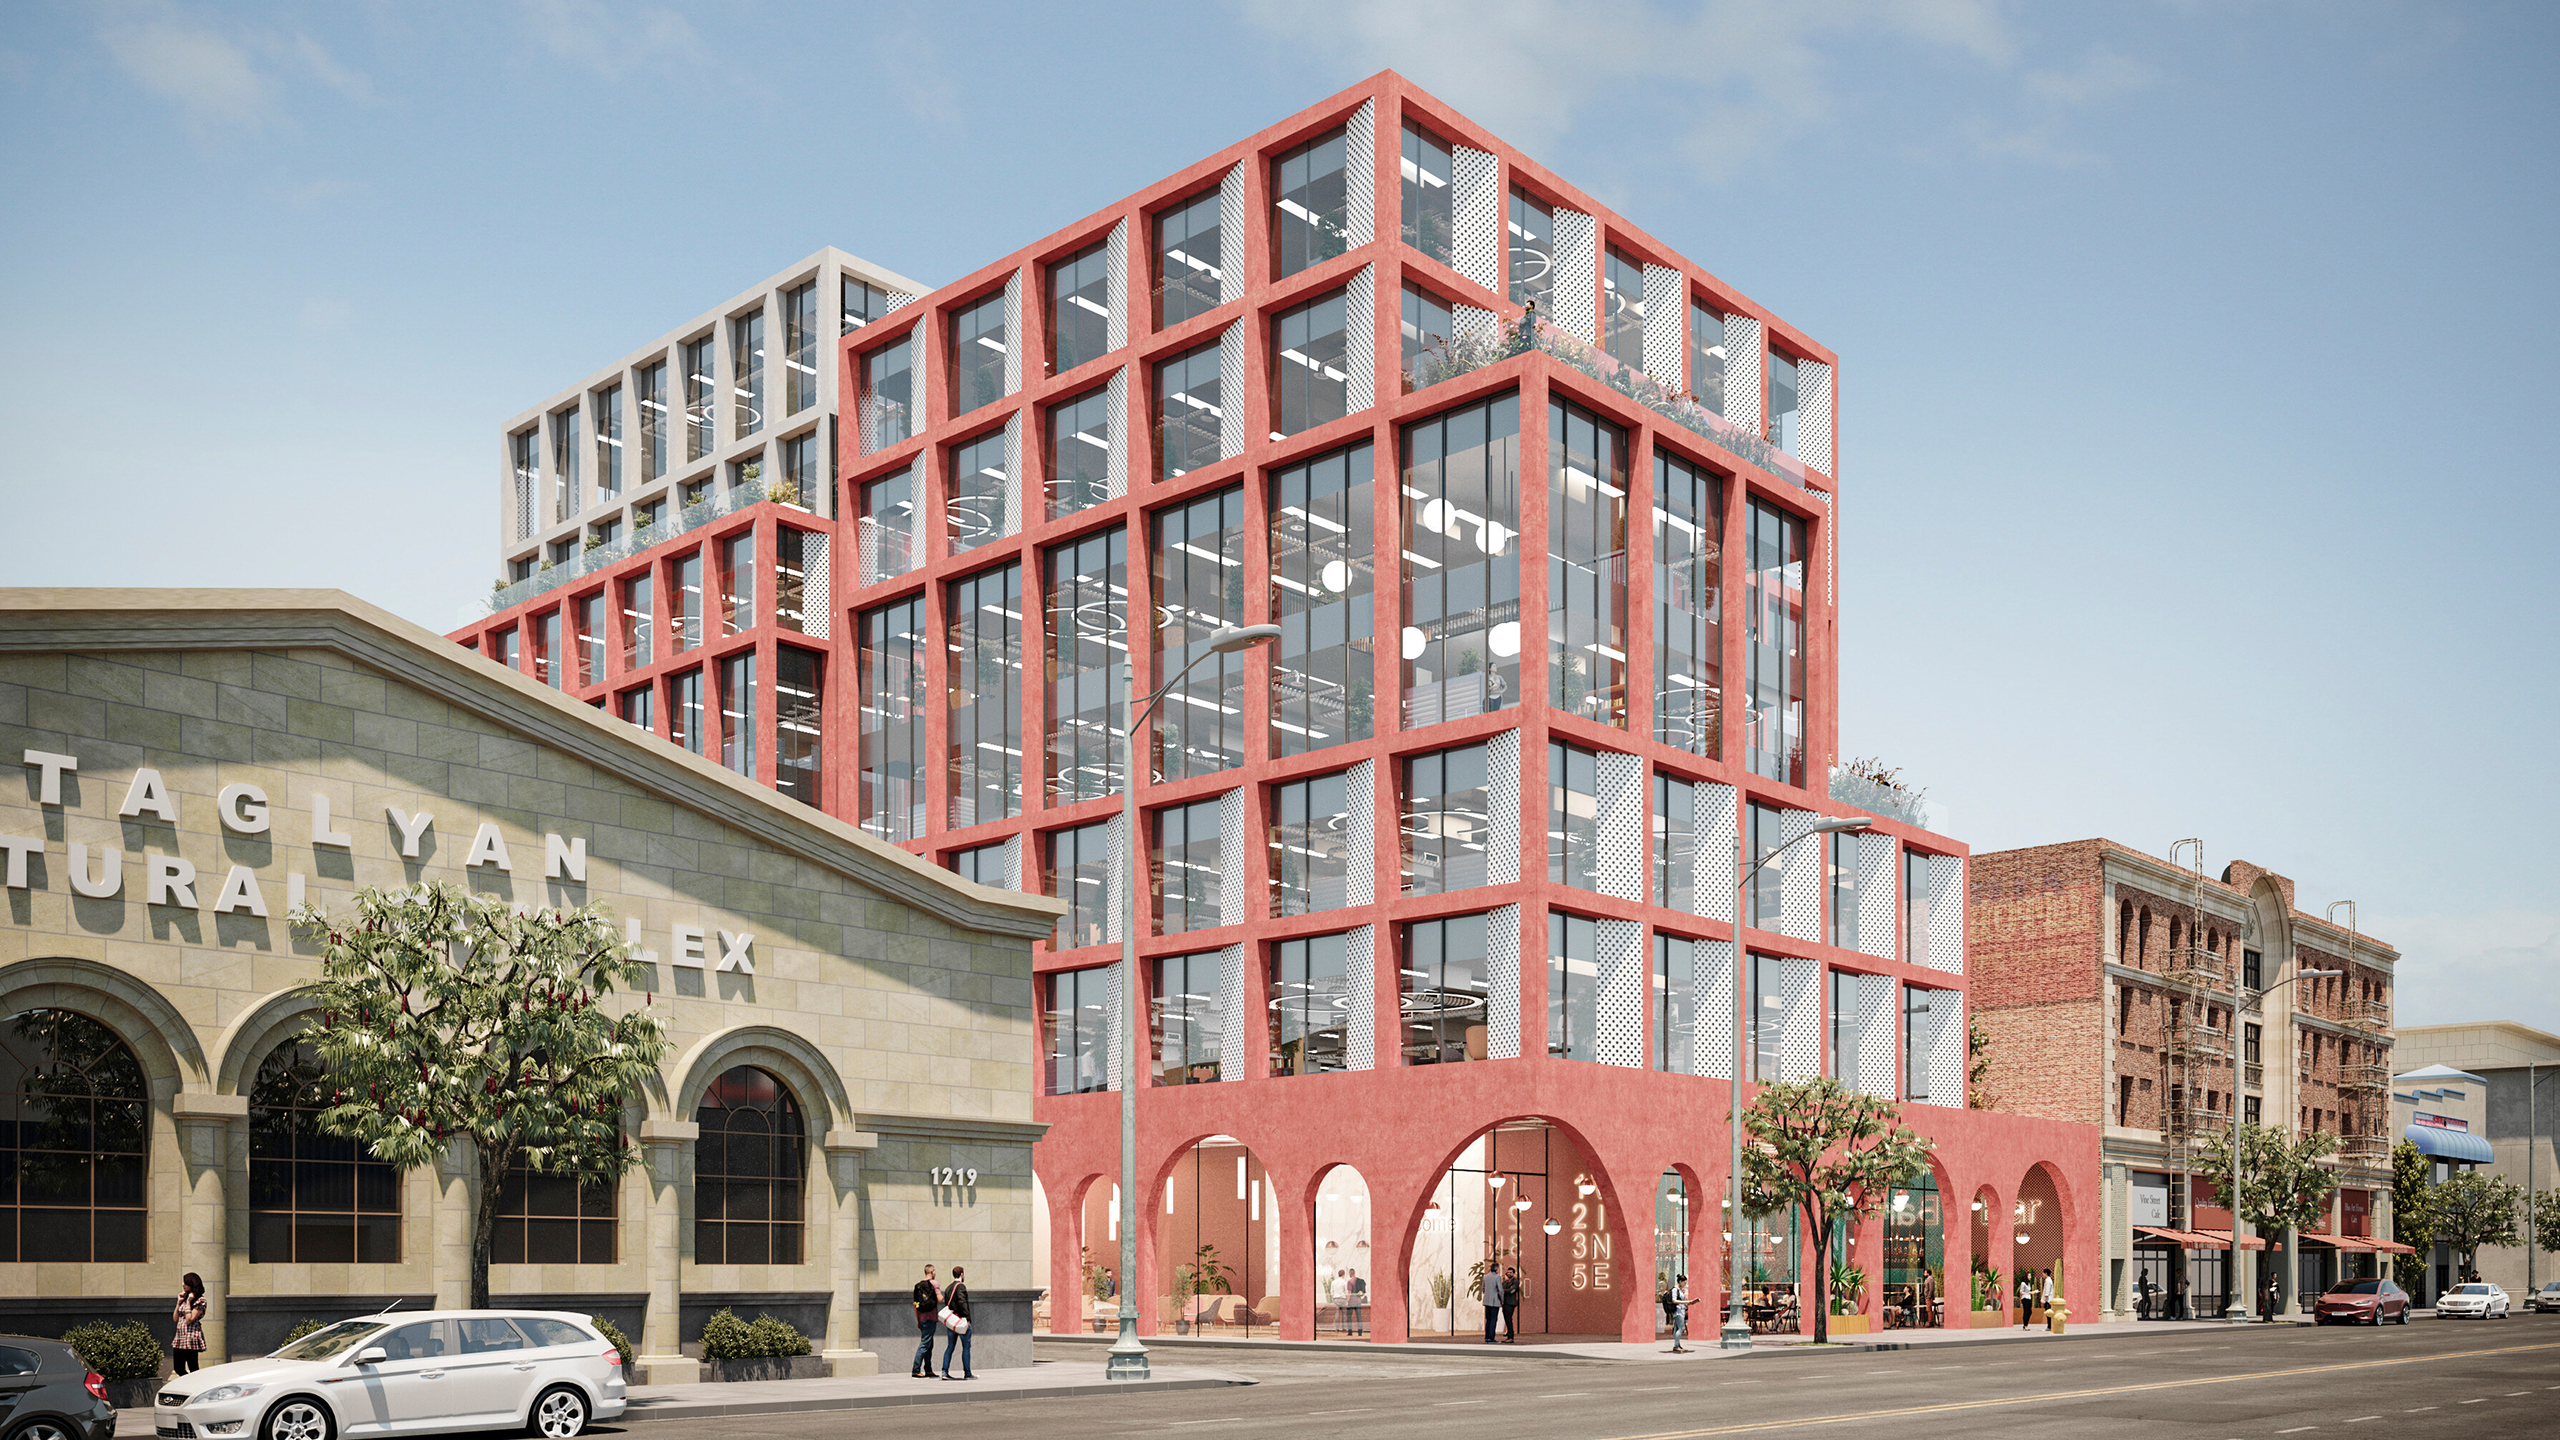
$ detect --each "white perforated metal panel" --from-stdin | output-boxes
[886,291,919,311]
[1487,904,1523,1059]
[1218,943,1246,1080]
[1780,957,1822,1080]
[1594,750,1647,901]
[1929,988,1967,1107]
[1106,811,1127,944]
[1105,962,1125,1092]
[1105,367,1129,498]
[1779,810,1823,943]
[1105,219,1130,353]
[1346,264,1376,414]
[997,833,1022,891]
[1855,833,1895,960]
[1928,854,1965,975]
[1001,413,1022,540]
[1643,264,1684,385]
[1552,210,1597,341]
[1003,271,1023,396]
[1794,358,1832,476]
[1452,147,1502,292]
[800,532,831,639]
[1454,303,1498,342]
[1345,99,1376,248]
[1218,322,1245,459]
[1857,973,1897,1098]
[1698,782,1739,925]
[1596,919,1647,1068]
[1488,731,1522,885]
[1219,787,1246,930]
[1346,759,1376,906]
[1345,924,1376,1070]
[1697,939,1738,1079]
[1219,164,1248,305]
[1723,316,1764,435]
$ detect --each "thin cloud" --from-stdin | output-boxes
[97,4,375,133]
[521,0,697,78]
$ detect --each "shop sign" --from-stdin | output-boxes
[2131,1184,2168,1227]
[1568,1171,1612,1292]
[2411,1112,2468,1133]
[4,750,752,971]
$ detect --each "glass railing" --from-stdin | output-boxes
[1828,765,1926,827]
[1406,315,1826,491]
[483,480,803,616]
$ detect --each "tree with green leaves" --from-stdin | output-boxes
[1740,1075,1935,1344]
[2391,1141,2435,1289]
[2193,1123,2339,1318]
[2534,1189,2560,1256]
[2427,1170,2521,1276]
[291,883,669,1309]
[1967,1014,1997,1111]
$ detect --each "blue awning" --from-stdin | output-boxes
[2405,1123,2495,1163]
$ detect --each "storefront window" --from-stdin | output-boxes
[692,1065,805,1266]
[2,1009,150,1263]
[1161,1138,1280,1335]
[1881,1171,1943,1329]
[1401,912,1490,1066]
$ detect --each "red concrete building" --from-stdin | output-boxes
[453,71,2096,1344]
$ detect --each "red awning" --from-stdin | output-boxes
[2135,1226,2228,1250]
[2367,1239,2417,1255]
[2185,1228,2269,1251]
[2301,1231,2376,1253]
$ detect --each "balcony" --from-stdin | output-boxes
[1828,765,1926,827]
[2344,996,2391,1031]
[485,479,800,616]
[2339,1060,2392,1094]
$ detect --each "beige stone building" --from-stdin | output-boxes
[2392,1022,2560,1304]
[0,589,1061,1380]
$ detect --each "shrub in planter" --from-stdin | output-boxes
[698,1309,821,1381]
[589,1318,632,1363]
[64,1320,161,1405]
[744,1316,810,1358]
[700,1309,755,1362]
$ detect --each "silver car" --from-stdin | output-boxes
[153,1311,626,1440]
[2436,1282,2510,1319]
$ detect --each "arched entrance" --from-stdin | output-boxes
[1407,1119,1626,1343]
[1032,1173,1052,1331]
[1314,1164,1373,1338]
[1969,1185,2004,1318]
[1077,1178,1123,1333]
[1158,1136,1279,1335]
[2015,1166,2064,1320]
[1881,1167,1943,1328]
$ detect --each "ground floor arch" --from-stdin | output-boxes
[1404,1118,1630,1342]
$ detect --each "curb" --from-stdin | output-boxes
[616,1373,1253,1421]
[1037,1333,1608,1361]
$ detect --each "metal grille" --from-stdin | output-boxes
[1779,809,1823,943]
[1346,264,1377,414]
[1643,264,1685,386]
[1597,919,1647,1068]
[996,833,1020,890]
[1219,163,1248,305]
[1454,303,1498,342]
[1926,854,1965,975]
[1552,209,1597,341]
[1345,759,1376,906]
[1794,358,1833,476]
[1697,940,1738,1078]
[1105,811,1127,944]
[1855,832,1896,959]
[1218,321,1246,458]
[886,291,919,311]
[1452,147,1502,291]
[1346,924,1376,1070]
[1487,904,1523,1058]
[1487,731,1522,885]
[1219,786,1246,929]
[1105,219,1130,352]
[1345,99,1377,247]
[1697,782,1739,924]
[515,476,534,541]
[1105,367,1129,498]
[1857,973,1897,1097]
[1594,749,1647,901]
[1723,315,1764,435]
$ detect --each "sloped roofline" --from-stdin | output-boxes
[0,588,1065,940]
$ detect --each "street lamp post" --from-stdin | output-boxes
[1722,814,1872,1352]
[1106,623,1280,1382]
[2224,963,2340,1322]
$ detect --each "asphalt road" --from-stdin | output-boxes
[599,1315,2560,1438]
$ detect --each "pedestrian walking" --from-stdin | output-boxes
[939,1266,974,1379]
[1667,1274,1693,1353]
[171,1273,208,1377]
[910,1263,941,1378]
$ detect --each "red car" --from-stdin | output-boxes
[2314,1278,2411,1324]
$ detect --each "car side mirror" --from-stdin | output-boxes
[350,1348,388,1366]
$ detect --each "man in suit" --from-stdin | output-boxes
[911,1264,941,1377]
[1502,1266,1524,1342]
[1483,1263,1505,1344]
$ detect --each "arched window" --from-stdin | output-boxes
[0,1009,149,1262]
[492,1144,620,1266]
[694,1066,806,1265]
[249,1039,401,1263]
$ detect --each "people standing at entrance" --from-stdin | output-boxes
[2017,1272,2034,1329]
[1346,1269,1368,1337]
[1668,1274,1693,1354]
[2172,1270,2190,1322]
[2037,1269,2054,1324]
[1502,1266,1524,1343]
[1920,1266,1937,1328]
[2259,1273,2280,1323]
[939,1266,974,1380]
[911,1264,941,1378]
[2137,1271,2156,1320]
[171,1274,208,1377]
[1483,1265,1505,1344]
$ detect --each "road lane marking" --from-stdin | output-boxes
[2507,1391,2530,1396]
[2460,1399,2486,1404]
[1435,1400,1488,1406]
[1166,1420,1241,1427]
[1541,1393,1592,1399]
[2406,1407,2436,1412]
[1597,1341,2560,1440]
[1301,1410,1372,1416]
[2347,1416,2379,1423]
[2277,1428,2317,1434]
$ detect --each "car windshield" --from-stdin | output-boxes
[2453,1284,2491,1294]
[2328,1281,2381,1294]
[272,1320,387,1361]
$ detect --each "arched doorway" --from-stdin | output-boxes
[1969,1186,2003,1318]
[2015,1166,2064,1320]
[1159,1136,1279,1335]
[1031,1173,1052,1331]
[1314,1164,1372,1338]
[1,1008,149,1262]
[1408,1120,1625,1343]
[692,1065,807,1265]
[1078,1178,1124,1333]
[1881,1168,1943,1328]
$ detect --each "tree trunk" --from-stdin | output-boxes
[1810,1208,1828,1345]
[470,1142,509,1311]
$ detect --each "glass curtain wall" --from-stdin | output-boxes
[718,651,757,778]
[1271,291,1349,437]
[532,612,559,688]
[1508,190,1554,312]
[1270,933,1350,1074]
[948,428,1012,555]
[1049,821,1113,949]
[1549,399,1628,725]
[1156,190,1224,326]
[1903,848,1933,966]
[1400,393,1520,728]
[1770,351,1800,453]
[1828,832,1862,952]
[1152,487,1248,780]
[1902,985,1937,1103]
[638,362,668,481]
[1402,743,1490,893]
[1152,952,1225,1085]
[1746,802,1783,928]
[858,596,927,841]
[863,336,913,452]
[619,576,653,668]
[1051,242,1112,374]
[946,564,1023,828]
[1155,798,1224,934]
[1548,741,1598,890]
[951,292,1009,417]
[1654,773,1697,911]
[1272,129,1348,278]
[721,532,755,634]
[780,431,818,509]
[731,311,765,437]
[1549,911,1598,1062]
[575,593,605,686]
[1045,526,1127,803]
[551,407,580,518]
[843,277,886,333]
[1603,247,1647,372]
[683,336,716,461]
[861,467,918,582]
[619,686,651,732]
[1047,387,1113,519]
[595,385,623,496]
[774,645,822,808]
[785,281,819,414]
[1268,770,1351,917]
[775,529,812,632]
[1654,451,1723,755]
[1156,342,1223,478]
[670,669,703,755]
[950,841,1011,889]
[1689,299,1725,416]
[1401,120,1453,264]
[1401,911,1489,1065]
[673,554,703,651]
[1401,284,1454,393]
[1269,441,1374,755]
[1743,501,1807,785]
[1656,933,1697,1074]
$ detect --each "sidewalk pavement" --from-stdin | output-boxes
[613,1360,1256,1421]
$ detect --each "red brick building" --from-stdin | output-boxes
[1970,840,2403,1321]
[453,71,2098,1343]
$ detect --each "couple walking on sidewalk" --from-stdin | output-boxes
[912,1263,976,1380]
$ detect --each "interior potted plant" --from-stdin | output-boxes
[1827,1260,1871,1335]
[1430,1270,1454,1334]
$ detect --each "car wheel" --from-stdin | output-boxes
[528,1385,589,1440]
[259,1398,334,1440]
[11,1419,81,1440]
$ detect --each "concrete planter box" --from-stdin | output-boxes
[703,1356,828,1383]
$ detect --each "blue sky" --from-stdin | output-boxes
[4,1,2555,1035]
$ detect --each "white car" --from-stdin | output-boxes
[154,1310,627,1440]
[2436,1282,2511,1319]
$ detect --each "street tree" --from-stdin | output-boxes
[2427,1170,2521,1277]
[1740,1075,1934,1344]
[2535,1189,2560,1256]
[2193,1123,2343,1238]
[2391,1141,2435,1289]
[291,883,669,1309]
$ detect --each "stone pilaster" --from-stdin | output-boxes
[171,1094,244,1360]
[635,1122,698,1385]
[821,1127,880,1376]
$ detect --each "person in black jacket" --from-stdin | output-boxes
[940,1265,975,1379]
[1501,1266,1523,1342]
[911,1264,940,1378]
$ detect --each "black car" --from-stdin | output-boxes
[0,1335,119,1440]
